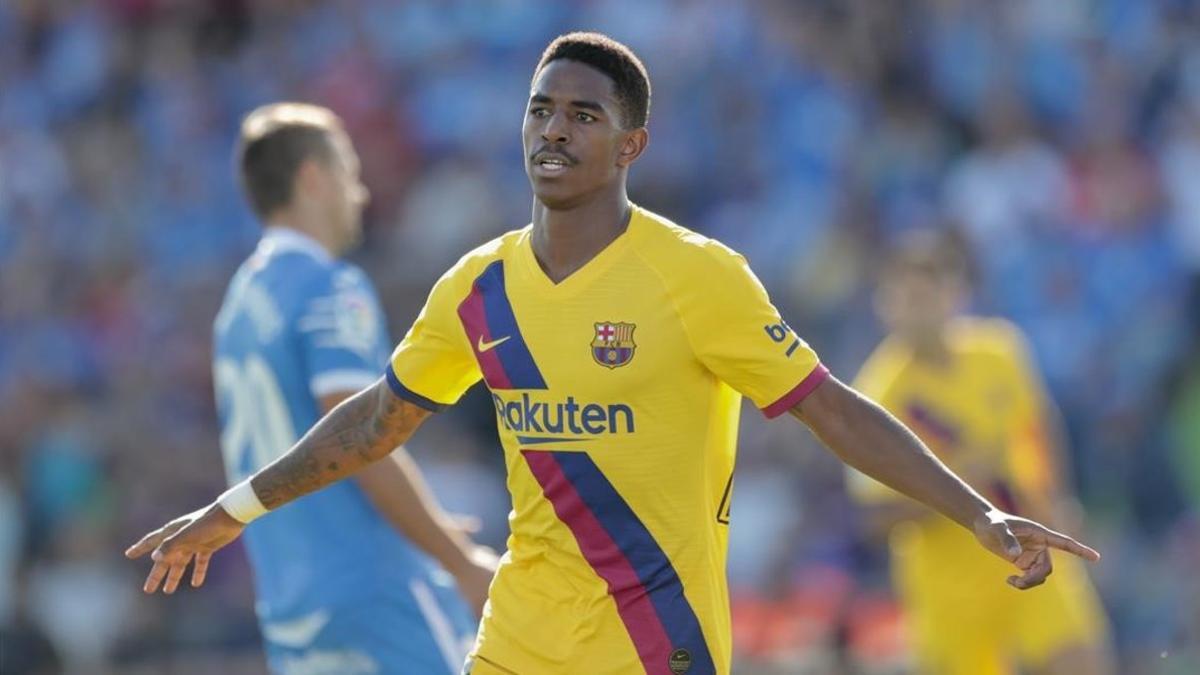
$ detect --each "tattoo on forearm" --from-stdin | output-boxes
[252,383,430,509]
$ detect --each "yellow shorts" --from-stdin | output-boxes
[891,521,1109,675]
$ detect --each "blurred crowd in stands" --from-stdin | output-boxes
[2,1,1199,673]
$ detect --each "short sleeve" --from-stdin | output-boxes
[386,265,482,411]
[676,243,827,418]
[995,323,1058,494]
[297,266,390,399]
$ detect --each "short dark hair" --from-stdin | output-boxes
[533,32,651,129]
[236,103,342,219]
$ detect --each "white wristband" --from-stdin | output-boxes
[218,479,269,524]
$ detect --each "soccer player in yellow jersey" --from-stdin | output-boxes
[847,233,1114,675]
[128,33,1102,675]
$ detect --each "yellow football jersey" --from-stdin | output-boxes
[847,318,1106,673]
[847,317,1055,517]
[387,206,825,675]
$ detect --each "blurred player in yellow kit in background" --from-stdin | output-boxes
[847,232,1115,675]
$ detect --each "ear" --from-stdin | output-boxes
[616,127,649,168]
[293,158,327,201]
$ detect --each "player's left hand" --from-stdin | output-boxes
[972,509,1101,590]
[125,502,245,594]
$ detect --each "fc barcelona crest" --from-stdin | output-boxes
[592,322,637,369]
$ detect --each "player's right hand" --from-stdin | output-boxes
[125,502,245,594]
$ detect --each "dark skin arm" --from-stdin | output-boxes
[793,375,1100,589]
[856,406,1077,540]
[252,379,428,509]
[125,378,431,594]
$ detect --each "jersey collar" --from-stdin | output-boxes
[515,204,644,298]
[259,226,333,263]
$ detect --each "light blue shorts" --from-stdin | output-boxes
[262,578,477,675]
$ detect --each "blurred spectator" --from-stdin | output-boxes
[943,90,1068,257]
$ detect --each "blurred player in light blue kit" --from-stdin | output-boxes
[211,102,494,675]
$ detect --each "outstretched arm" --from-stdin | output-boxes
[126,378,431,594]
[250,378,430,508]
[792,375,1100,589]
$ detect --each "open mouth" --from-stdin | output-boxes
[535,157,570,173]
[531,151,575,176]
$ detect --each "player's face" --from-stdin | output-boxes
[320,131,369,253]
[877,267,963,343]
[523,59,639,209]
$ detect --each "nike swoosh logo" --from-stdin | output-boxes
[477,335,511,352]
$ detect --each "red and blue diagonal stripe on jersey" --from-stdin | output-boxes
[457,261,546,390]
[523,450,715,675]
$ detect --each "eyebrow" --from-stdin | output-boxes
[529,94,605,113]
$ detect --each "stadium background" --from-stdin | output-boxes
[2,1,1199,673]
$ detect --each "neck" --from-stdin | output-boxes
[530,190,631,283]
[269,209,339,257]
[906,333,951,365]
